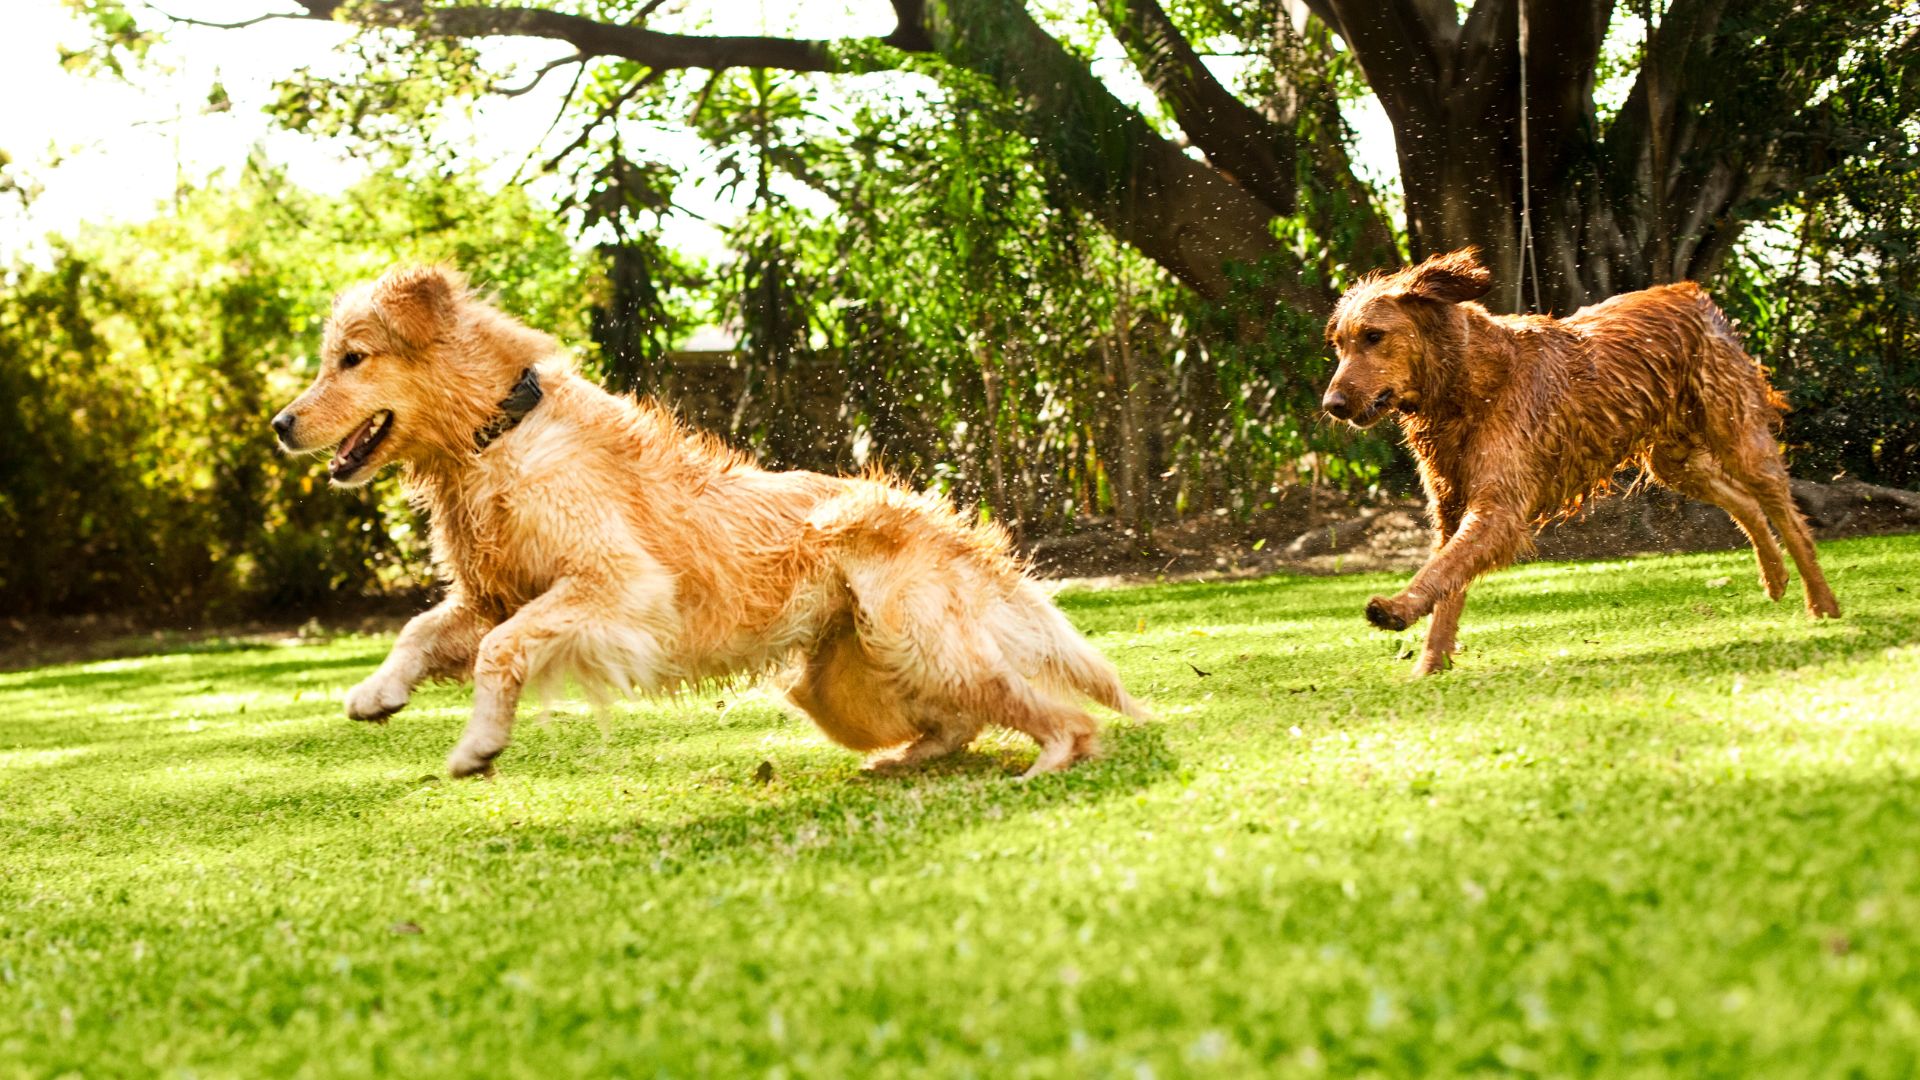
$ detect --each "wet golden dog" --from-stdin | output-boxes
[273,265,1143,777]
[1322,248,1839,675]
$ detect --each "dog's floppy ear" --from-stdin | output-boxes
[373,264,463,349]
[1397,248,1493,304]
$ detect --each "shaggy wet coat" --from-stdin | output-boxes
[1321,248,1839,675]
[273,265,1144,776]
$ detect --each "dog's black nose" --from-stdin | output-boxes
[1322,389,1351,420]
[271,411,297,441]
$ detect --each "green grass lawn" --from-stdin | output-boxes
[4,536,1919,1077]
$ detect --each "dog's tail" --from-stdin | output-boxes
[1017,582,1152,721]
[1695,285,1790,434]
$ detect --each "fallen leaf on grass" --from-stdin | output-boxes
[1187,662,1212,678]
[390,921,423,936]
[753,760,775,785]
[1706,576,1732,589]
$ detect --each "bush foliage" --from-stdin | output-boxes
[0,164,590,618]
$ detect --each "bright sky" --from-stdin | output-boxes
[0,0,1400,266]
[3,1,353,257]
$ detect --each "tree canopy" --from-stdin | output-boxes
[144,0,1919,317]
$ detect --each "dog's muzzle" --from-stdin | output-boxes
[1324,387,1395,426]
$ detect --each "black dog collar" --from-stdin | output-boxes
[472,368,543,452]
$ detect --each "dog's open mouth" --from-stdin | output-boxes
[329,410,394,481]
[1348,388,1396,426]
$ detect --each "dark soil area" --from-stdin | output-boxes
[6,479,1917,672]
[1029,477,1920,585]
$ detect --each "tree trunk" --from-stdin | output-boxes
[926,0,1334,315]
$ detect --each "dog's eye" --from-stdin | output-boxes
[1362,329,1386,346]
[340,351,366,369]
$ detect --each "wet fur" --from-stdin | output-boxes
[1321,248,1840,675]
[275,265,1145,777]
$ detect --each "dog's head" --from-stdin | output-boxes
[272,265,475,486]
[1321,248,1492,427]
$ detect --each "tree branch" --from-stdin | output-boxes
[147,7,300,30]
[1605,0,1730,209]
[884,0,933,52]
[928,0,1329,312]
[281,0,920,73]
[1460,0,1612,193]
[537,68,665,176]
[1308,0,1447,120]
[503,57,586,186]
[1606,0,1882,282]
[1098,0,1296,215]
[491,52,582,97]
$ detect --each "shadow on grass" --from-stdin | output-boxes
[496,721,1181,872]
[4,710,1179,885]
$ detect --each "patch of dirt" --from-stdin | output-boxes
[1029,477,1920,587]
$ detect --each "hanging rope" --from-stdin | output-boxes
[1516,0,1544,312]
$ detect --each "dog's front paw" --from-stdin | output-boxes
[1365,595,1415,632]
[344,675,409,723]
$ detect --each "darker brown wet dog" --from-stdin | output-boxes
[1322,248,1839,674]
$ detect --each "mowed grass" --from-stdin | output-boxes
[4,537,1920,1078]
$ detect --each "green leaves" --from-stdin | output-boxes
[0,161,590,618]
[57,0,157,80]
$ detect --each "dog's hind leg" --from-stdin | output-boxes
[1695,370,1840,618]
[862,711,985,773]
[345,595,490,723]
[982,678,1096,778]
[1649,444,1789,601]
[922,659,1093,779]
[1704,416,1841,617]
[1733,441,1840,618]
[786,614,923,755]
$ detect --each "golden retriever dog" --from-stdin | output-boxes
[1321,248,1839,675]
[271,265,1144,777]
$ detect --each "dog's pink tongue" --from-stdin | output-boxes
[331,415,377,469]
